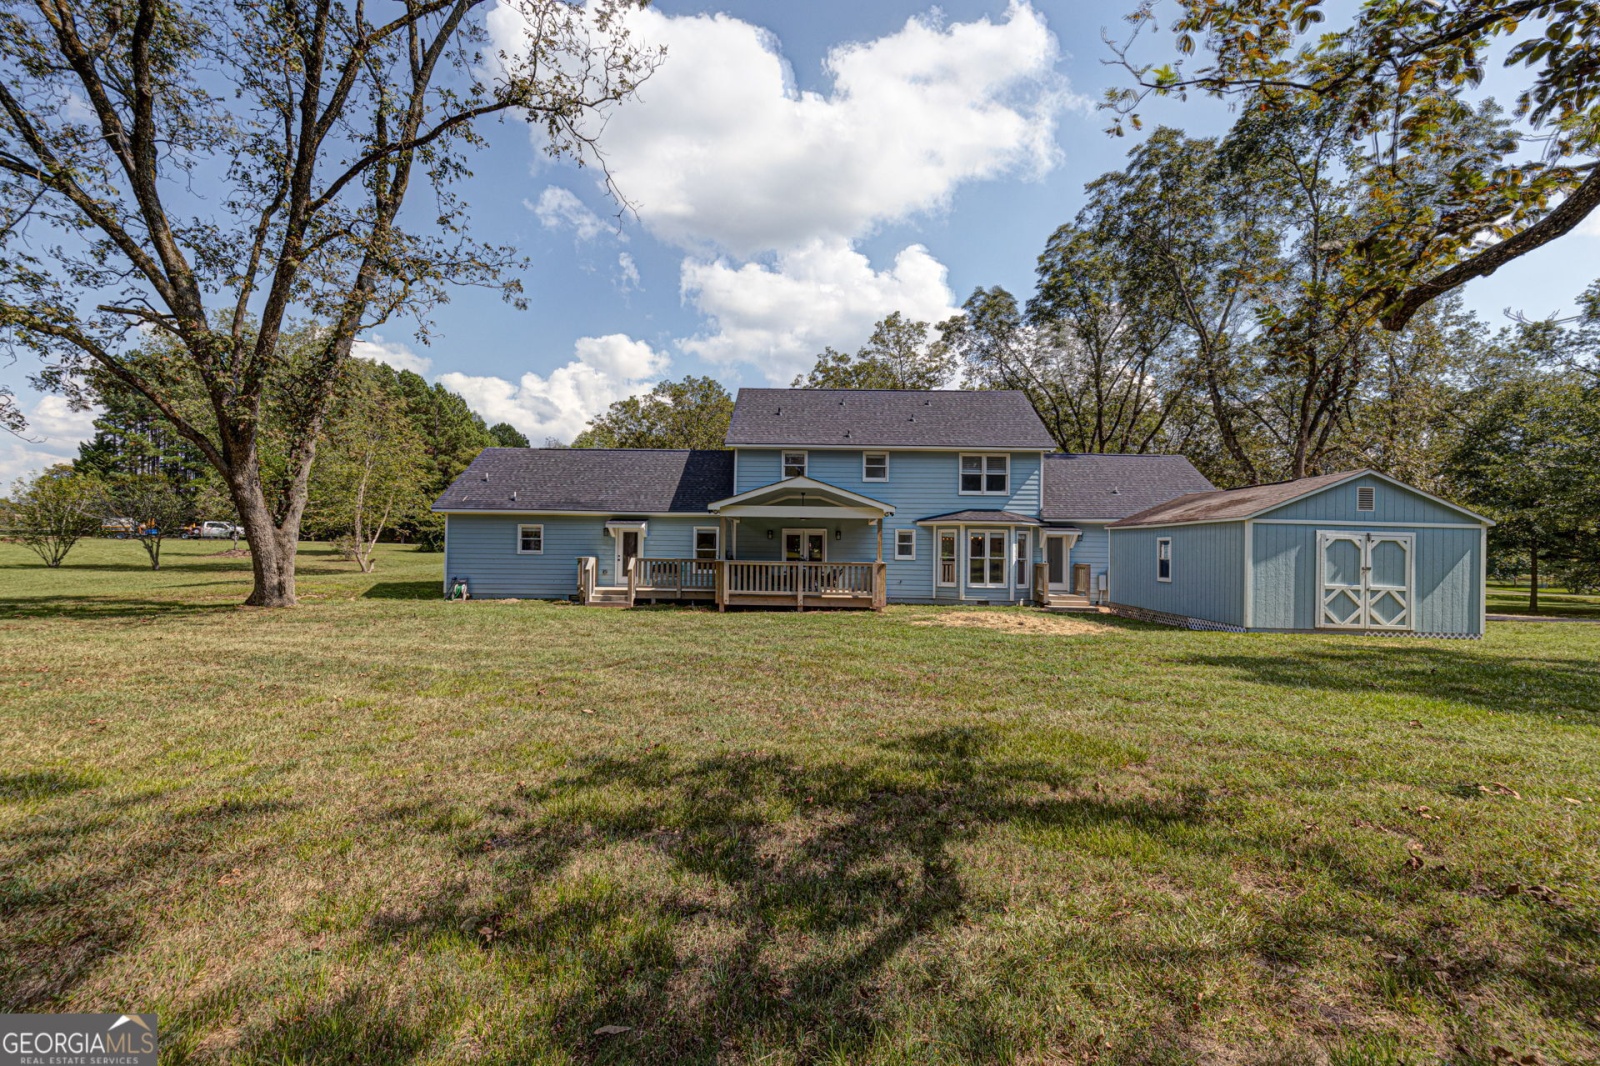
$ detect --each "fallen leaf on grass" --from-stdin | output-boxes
[1478,782,1521,799]
[593,1025,632,1036]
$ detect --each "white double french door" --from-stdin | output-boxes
[1317,531,1414,630]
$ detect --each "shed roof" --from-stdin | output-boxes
[725,388,1058,449]
[1109,469,1492,527]
[1042,453,1215,521]
[431,448,734,514]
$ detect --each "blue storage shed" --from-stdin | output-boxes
[1107,470,1493,638]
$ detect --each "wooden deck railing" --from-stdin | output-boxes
[577,558,885,610]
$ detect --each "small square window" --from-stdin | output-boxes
[783,451,807,479]
[694,527,719,560]
[894,529,916,560]
[1156,537,1172,582]
[518,524,543,554]
[863,452,889,482]
[1357,486,1375,512]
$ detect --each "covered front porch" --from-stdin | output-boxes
[578,476,894,610]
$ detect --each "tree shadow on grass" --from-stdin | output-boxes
[341,725,1216,1065]
[0,596,235,621]
[0,793,299,1012]
[1180,641,1600,720]
[361,581,441,601]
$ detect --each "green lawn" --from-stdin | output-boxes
[2,539,1597,1065]
[1487,582,1600,620]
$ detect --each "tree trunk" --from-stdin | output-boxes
[231,472,301,607]
[1528,536,1539,614]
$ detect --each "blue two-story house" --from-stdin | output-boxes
[433,388,1212,610]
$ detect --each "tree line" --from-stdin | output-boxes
[2,0,1594,606]
[5,336,527,571]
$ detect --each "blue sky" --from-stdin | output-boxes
[6,0,1597,479]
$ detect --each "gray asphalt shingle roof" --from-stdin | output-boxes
[917,510,1042,526]
[1042,453,1215,521]
[725,389,1058,449]
[431,448,734,514]
[1109,469,1361,527]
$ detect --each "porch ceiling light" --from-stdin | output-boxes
[834,528,841,541]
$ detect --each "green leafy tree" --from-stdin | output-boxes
[793,313,957,390]
[1,0,659,606]
[102,474,190,570]
[572,376,734,449]
[7,465,102,567]
[1446,346,1600,610]
[489,422,531,448]
[1109,0,1600,331]
[306,362,430,573]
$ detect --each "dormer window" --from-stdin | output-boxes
[959,454,1009,495]
[782,451,807,479]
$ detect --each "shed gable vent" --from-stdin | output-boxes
[1357,486,1375,512]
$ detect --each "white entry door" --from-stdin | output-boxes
[1317,531,1413,630]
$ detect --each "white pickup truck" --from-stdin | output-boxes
[193,521,243,539]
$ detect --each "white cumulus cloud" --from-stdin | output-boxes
[680,239,958,382]
[487,1,1073,376]
[438,334,667,444]
[530,186,615,243]
[352,334,432,375]
[0,395,100,487]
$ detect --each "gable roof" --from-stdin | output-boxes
[1042,453,1215,521]
[725,388,1057,450]
[431,448,734,514]
[1109,469,1492,527]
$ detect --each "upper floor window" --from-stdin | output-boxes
[783,451,807,479]
[863,452,889,482]
[959,454,1009,495]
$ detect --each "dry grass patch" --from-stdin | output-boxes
[908,609,1117,636]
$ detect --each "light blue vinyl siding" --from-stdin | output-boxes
[1260,474,1477,525]
[1065,523,1109,591]
[1109,524,1245,626]
[1251,522,1483,635]
[444,514,715,598]
[732,448,1044,603]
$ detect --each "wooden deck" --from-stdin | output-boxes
[579,558,887,610]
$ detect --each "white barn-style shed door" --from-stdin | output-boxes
[1316,531,1414,630]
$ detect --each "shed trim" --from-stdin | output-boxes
[1253,519,1486,530]
[1251,469,1494,526]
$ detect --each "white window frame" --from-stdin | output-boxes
[517,523,544,555]
[782,527,827,562]
[1156,537,1172,582]
[967,528,1009,588]
[958,453,1010,496]
[1014,529,1030,589]
[693,525,720,561]
[862,451,890,482]
[894,528,916,560]
[1357,486,1376,512]
[782,451,808,479]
